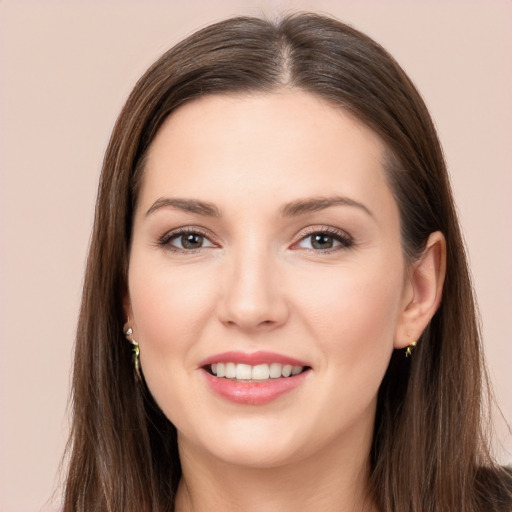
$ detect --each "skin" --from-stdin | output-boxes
[125,90,445,512]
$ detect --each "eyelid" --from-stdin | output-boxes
[157,226,219,251]
[291,225,354,251]
[156,224,353,253]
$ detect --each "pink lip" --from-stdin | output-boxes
[198,351,311,406]
[202,370,310,405]
[198,350,310,367]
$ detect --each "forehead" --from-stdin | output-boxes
[139,90,394,217]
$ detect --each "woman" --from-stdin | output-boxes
[63,12,511,512]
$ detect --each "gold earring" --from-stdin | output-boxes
[124,328,141,379]
[405,340,417,358]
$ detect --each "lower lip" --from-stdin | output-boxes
[203,370,309,405]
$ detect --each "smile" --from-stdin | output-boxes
[200,351,312,405]
[210,362,305,380]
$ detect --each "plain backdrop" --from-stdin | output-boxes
[0,1,511,510]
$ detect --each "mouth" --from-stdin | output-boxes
[206,362,310,381]
[199,351,312,405]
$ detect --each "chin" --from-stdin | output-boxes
[178,418,313,469]
[205,440,302,469]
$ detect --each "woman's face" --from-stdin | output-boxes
[127,91,412,468]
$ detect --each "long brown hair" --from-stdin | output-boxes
[63,13,511,511]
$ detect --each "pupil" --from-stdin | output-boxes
[312,234,333,249]
[182,233,203,249]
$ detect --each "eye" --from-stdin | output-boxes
[294,228,353,251]
[159,229,216,251]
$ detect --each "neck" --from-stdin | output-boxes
[175,432,377,512]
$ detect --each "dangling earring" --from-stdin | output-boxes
[405,340,417,358]
[124,327,141,380]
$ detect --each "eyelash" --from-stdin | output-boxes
[157,227,216,253]
[157,226,354,253]
[292,226,354,252]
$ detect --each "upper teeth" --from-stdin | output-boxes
[211,363,304,380]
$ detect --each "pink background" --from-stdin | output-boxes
[1,1,510,510]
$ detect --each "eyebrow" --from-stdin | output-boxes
[280,196,374,218]
[145,195,373,219]
[146,197,221,217]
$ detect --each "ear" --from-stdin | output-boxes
[394,231,446,349]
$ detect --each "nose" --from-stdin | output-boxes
[217,246,290,332]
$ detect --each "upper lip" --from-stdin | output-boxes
[198,350,310,368]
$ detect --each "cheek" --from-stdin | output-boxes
[297,263,403,347]
[127,262,219,425]
[292,266,401,433]
[130,257,208,331]
[292,258,404,409]
[127,259,218,375]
